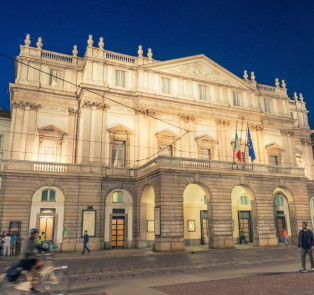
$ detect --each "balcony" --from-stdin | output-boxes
[0,157,305,179]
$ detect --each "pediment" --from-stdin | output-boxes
[108,124,134,135]
[195,135,217,143]
[155,130,179,139]
[143,55,255,90]
[265,143,284,151]
[38,124,67,136]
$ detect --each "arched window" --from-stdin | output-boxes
[41,189,56,202]
[274,196,283,206]
[240,196,249,205]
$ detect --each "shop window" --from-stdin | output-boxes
[41,189,56,202]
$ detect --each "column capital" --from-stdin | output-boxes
[178,114,195,122]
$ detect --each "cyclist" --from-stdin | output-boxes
[19,228,44,294]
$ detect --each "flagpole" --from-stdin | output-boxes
[233,121,237,162]
[239,116,244,162]
[244,122,248,163]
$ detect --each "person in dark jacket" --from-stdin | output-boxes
[298,221,314,272]
[81,230,90,254]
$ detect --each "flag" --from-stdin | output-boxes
[247,127,256,162]
[62,227,67,235]
[234,127,242,162]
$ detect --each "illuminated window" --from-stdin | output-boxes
[112,140,126,167]
[275,196,283,206]
[113,191,124,203]
[240,196,249,205]
[41,189,56,202]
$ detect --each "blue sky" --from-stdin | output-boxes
[0,0,313,128]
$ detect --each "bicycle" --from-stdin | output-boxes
[0,246,70,295]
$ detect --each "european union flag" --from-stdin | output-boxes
[247,127,256,162]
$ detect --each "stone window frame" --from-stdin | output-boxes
[195,135,216,160]
[37,124,67,163]
[108,125,133,168]
[155,130,179,157]
[266,143,284,166]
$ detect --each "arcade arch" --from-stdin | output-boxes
[30,186,65,246]
[231,185,254,244]
[183,184,211,246]
[273,188,293,243]
[140,185,155,248]
[105,189,133,249]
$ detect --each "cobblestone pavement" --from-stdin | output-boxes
[152,272,314,295]
[0,246,300,282]
[0,245,308,294]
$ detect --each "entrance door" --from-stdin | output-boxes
[200,210,208,245]
[238,211,252,242]
[276,216,286,242]
[39,216,54,241]
[111,217,125,248]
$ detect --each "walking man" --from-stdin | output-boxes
[81,230,90,254]
[283,229,288,246]
[239,228,248,244]
[298,221,314,272]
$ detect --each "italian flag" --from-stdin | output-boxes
[234,128,242,162]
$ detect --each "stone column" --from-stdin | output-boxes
[20,105,30,160]
[89,104,96,163]
[25,104,40,161]
[224,121,232,161]
[256,126,265,164]
[101,106,108,165]
[216,120,223,161]
[154,172,185,251]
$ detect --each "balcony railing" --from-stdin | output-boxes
[0,158,305,178]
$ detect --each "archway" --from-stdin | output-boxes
[139,185,155,248]
[273,188,294,243]
[231,185,254,244]
[183,184,211,246]
[30,186,65,247]
[105,189,133,249]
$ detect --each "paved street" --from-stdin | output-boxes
[0,245,313,294]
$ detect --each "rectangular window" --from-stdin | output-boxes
[160,145,172,156]
[161,78,170,94]
[42,190,48,201]
[49,190,56,202]
[113,191,124,203]
[200,148,211,160]
[233,91,240,106]
[270,155,279,166]
[199,85,207,101]
[115,70,126,87]
[264,98,271,113]
[42,141,57,162]
[49,69,62,86]
[112,140,126,167]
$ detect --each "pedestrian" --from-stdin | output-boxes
[11,232,17,255]
[298,221,314,273]
[283,229,288,246]
[2,233,11,256]
[38,231,45,253]
[15,233,22,256]
[239,228,248,244]
[81,230,90,254]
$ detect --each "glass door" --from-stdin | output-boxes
[39,216,54,241]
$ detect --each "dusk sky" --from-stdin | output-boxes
[0,0,313,127]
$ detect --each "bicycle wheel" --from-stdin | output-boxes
[43,267,70,295]
[0,271,29,295]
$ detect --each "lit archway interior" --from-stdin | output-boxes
[183,184,210,246]
[140,185,155,247]
[231,185,254,243]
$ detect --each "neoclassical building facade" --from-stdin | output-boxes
[0,34,313,251]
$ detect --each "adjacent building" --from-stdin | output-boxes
[0,34,313,251]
